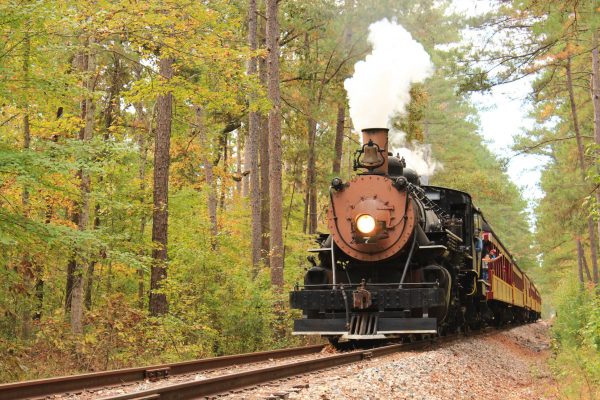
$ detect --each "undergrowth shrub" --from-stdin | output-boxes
[551,277,600,399]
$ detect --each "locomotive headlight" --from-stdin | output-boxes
[356,214,376,234]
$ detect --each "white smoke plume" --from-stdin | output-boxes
[388,129,440,177]
[344,19,440,177]
[393,141,440,178]
[344,19,433,130]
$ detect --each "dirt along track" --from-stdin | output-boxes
[219,321,556,400]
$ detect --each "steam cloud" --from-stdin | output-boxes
[392,138,440,178]
[344,19,440,177]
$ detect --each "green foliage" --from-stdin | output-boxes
[0,0,544,384]
[551,279,600,399]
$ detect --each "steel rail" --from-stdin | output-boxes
[0,344,325,400]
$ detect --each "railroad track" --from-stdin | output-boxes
[0,344,325,400]
[1,326,506,400]
[97,328,505,400]
[99,342,414,400]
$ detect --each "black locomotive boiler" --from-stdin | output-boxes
[289,128,541,343]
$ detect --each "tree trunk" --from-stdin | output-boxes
[85,52,121,310]
[21,32,31,206]
[137,111,150,309]
[582,247,593,282]
[243,133,250,196]
[308,118,318,234]
[302,187,309,234]
[219,143,226,210]
[65,259,75,312]
[236,133,242,195]
[149,55,173,316]
[333,104,345,175]
[65,193,80,313]
[566,56,585,177]
[38,129,60,320]
[133,65,152,310]
[577,238,585,287]
[102,53,121,139]
[591,30,600,285]
[286,156,301,230]
[347,135,352,178]
[247,0,262,271]
[302,34,313,236]
[260,113,270,263]
[195,107,219,246]
[566,56,598,284]
[71,38,96,334]
[219,134,228,211]
[20,32,32,339]
[33,272,44,320]
[259,18,270,265]
[34,191,51,319]
[266,0,283,291]
[84,243,97,310]
[301,118,317,235]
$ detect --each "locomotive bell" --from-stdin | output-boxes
[361,141,383,168]
[361,128,389,175]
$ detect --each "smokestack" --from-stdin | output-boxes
[361,128,389,175]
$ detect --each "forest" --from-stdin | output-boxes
[0,0,598,398]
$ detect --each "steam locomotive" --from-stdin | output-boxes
[290,128,541,343]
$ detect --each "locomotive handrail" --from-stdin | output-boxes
[411,184,449,220]
[399,232,418,288]
[331,240,337,285]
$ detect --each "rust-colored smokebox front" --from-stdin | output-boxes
[326,128,416,262]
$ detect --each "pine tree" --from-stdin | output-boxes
[149,55,173,316]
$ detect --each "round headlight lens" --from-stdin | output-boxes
[356,214,376,234]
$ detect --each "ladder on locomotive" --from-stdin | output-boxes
[410,185,449,221]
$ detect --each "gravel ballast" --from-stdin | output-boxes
[222,321,556,400]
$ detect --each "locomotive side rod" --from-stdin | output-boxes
[0,345,324,400]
